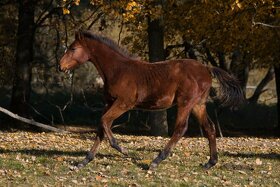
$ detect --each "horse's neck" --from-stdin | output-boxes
[89,43,131,83]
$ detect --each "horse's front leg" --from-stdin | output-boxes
[77,127,104,168]
[76,100,129,169]
[76,103,114,169]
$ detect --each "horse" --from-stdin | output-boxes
[59,30,244,170]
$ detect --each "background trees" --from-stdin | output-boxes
[10,0,35,119]
[147,7,168,136]
[0,0,279,136]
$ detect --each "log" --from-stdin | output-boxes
[0,106,69,133]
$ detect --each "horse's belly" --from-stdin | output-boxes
[136,94,175,110]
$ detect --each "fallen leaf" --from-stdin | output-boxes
[96,175,102,181]
[238,170,247,175]
[255,158,262,165]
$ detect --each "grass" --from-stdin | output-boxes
[0,132,279,186]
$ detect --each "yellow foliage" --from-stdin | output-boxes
[84,0,280,66]
[122,0,142,22]
[73,0,80,6]
[62,7,70,15]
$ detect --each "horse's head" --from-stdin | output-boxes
[59,31,90,72]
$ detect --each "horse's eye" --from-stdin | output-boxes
[70,48,76,51]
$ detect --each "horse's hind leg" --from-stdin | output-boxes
[149,104,192,170]
[192,103,218,169]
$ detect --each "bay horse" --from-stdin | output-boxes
[59,31,243,170]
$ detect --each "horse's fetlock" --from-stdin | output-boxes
[159,150,169,160]
[210,157,218,165]
[86,151,94,161]
[111,137,117,146]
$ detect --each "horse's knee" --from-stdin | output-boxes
[101,117,109,128]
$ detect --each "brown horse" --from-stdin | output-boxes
[59,31,243,170]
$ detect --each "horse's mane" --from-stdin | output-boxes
[81,31,137,59]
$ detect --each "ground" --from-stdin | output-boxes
[0,132,279,186]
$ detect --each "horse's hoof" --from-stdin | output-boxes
[77,163,85,169]
[203,160,217,169]
[148,162,158,171]
[69,164,79,171]
[120,147,129,155]
[73,161,88,170]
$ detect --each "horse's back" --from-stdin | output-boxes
[167,59,213,97]
[133,59,212,109]
[137,59,212,90]
[163,59,212,83]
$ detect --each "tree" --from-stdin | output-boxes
[275,66,280,136]
[0,2,17,87]
[6,0,102,128]
[10,0,36,119]
[147,16,168,136]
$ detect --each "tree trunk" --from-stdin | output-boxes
[248,68,275,104]
[10,0,35,119]
[230,50,249,96]
[274,66,280,137]
[147,17,168,136]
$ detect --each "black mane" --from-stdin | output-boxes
[81,31,137,59]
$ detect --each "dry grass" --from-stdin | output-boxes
[0,132,279,186]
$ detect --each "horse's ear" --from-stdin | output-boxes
[75,30,84,41]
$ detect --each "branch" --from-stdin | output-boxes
[54,25,60,67]
[217,51,227,70]
[87,12,103,30]
[81,89,104,113]
[202,43,218,67]
[27,103,54,125]
[118,20,124,45]
[35,7,61,28]
[35,1,74,28]
[253,21,280,28]
[0,106,69,133]
[70,5,102,28]
[35,0,54,26]
[252,14,280,28]
[0,0,16,7]
[165,41,197,59]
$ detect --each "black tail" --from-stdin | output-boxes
[209,67,245,107]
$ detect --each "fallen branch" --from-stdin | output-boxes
[252,14,280,28]
[0,106,69,133]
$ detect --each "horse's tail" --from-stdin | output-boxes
[208,66,245,107]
